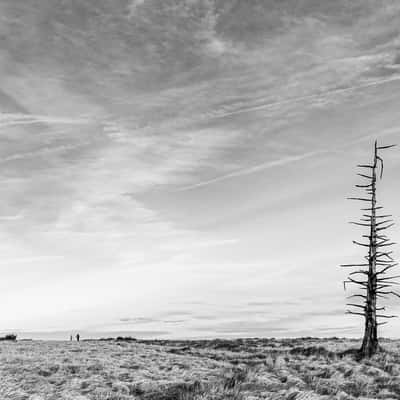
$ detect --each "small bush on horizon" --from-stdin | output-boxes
[0,333,17,341]
[116,336,137,342]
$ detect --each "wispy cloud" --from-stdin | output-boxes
[119,317,155,324]
[160,238,238,251]
[0,214,23,221]
[0,113,93,128]
[0,143,90,163]
[2,256,64,264]
[177,150,329,191]
[204,75,400,121]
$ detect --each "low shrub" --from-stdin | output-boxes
[0,334,17,341]
[289,346,335,358]
[116,336,137,342]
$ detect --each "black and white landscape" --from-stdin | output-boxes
[1,1,400,399]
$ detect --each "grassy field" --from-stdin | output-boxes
[1,337,400,399]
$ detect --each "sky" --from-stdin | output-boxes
[1,0,400,340]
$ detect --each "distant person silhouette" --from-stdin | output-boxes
[76,333,80,342]
[70,335,72,341]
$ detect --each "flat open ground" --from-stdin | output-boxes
[1,338,400,400]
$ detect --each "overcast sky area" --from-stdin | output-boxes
[1,0,400,340]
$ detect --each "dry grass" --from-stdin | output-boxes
[1,338,400,399]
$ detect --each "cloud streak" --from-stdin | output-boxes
[204,75,400,121]
[177,150,329,191]
[0,113,93,128]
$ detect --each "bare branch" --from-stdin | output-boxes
[377,265,398,274]
[346,311,365,317]
[347,294,367,300]
[377,155,384,179]
[376,275,400,281]
[346,277,368,286]
[357,173,373,179]
[377,242,396,247]
[357,164,374,168]
[376,290,400,297]
[377,223,395,231]
[346,303,365,309]
[376,251,393,260]
[376,219,394,226]
[348,197,371,202]
[340,263,369,268]
[349,222,370,227]
[353,240,370,247]
[376,294,389,299]
[349,270,368,276]
[356,184,372,188]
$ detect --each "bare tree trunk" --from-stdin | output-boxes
[343,140,398,358]
[360,141,378,358]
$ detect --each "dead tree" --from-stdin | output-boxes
[342,140,399,358]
